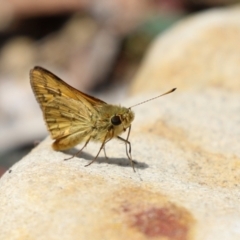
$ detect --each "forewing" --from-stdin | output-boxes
[30,66,106,110]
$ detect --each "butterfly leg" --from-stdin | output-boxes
[126,125,132,158]
[117,125,132,158]
[117,126,135,172]
[64,137,91,161]
[117,136,135,172]
[102,129,115,161]
[103,146,108,160]
[85,129,113,167]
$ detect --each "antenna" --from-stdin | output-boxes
[129,88,176,109]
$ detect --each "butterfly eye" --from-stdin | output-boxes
[111,115,122,125]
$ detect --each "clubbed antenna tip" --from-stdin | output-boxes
[129,88,177,109]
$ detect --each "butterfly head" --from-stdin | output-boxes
[110,107,134,132]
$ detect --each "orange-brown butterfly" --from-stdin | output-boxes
[30,66,176,171]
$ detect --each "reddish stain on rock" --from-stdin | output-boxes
[131,206,191,240]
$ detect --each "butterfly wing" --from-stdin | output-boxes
[30,66,106,108]
[30,66,107,150]
[44,96,95,150]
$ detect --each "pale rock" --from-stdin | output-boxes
[131,5,240,94]
[1,6,240,240]
[0,88,240,239]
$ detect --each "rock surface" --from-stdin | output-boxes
[1,5,240,240]
[131,5,240,94]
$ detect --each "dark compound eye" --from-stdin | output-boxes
[111,115,122,125]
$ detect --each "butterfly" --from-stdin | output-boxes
[30,66,176,171]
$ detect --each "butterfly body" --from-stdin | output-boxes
[48,102,134,151]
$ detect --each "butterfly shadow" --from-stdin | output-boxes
[63,148,149,170]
